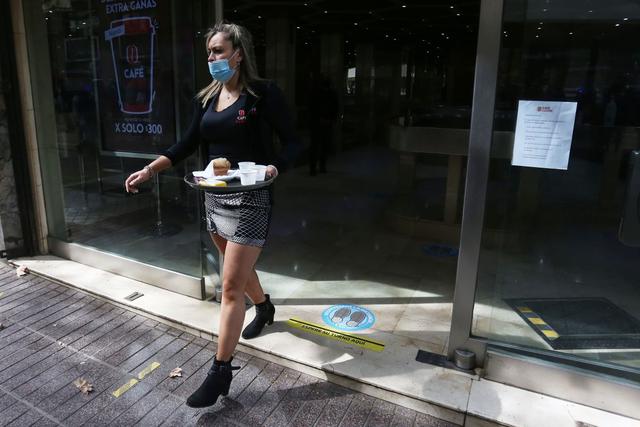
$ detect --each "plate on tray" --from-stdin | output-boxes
[184,173,276,193]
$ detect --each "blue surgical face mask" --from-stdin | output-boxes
[208,50,239,82]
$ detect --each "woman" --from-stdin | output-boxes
[124,22,299,408]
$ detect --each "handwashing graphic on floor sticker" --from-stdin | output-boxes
[287,304,383,352]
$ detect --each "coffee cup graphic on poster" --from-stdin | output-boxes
[105,17,155,115]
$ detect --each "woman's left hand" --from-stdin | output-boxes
[266,165,278,179]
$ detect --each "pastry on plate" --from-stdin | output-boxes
[212,158,231,176]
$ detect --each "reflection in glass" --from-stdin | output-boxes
[473,0,640,371]
[42,1,203,278]
[223,1,481,353]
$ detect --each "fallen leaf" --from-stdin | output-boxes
[73,377,93,394]
[16,265,28,277]
[169,367,183,378]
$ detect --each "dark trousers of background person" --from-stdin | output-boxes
[309,120,333,175]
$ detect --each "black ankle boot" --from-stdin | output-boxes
[186,356,239,408]
[242,294,275,339]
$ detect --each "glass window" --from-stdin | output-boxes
[41,0,206,279]
[473,0,640,370]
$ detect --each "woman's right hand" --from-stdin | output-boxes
[125,168,151,193]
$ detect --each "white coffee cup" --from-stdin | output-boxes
[239,169,257,185]
[238,161,255,171]
[253,165,267,181]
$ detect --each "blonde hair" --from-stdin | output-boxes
[196,22,262,106]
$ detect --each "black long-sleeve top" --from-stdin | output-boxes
[163,80,300,172]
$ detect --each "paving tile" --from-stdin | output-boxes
[289,381,339,427]
[262,373,320,427]
[2,287,77,321]
[161,402,203,427]
[110,388,169,426]
[365,399,396,426]
[52,332,169,421]
[5,408,42,427]
[0,401,29,426]
[241,366,300,425]
[141,340,202,388]
[157,346,215,394]
[390,405,418,427]
[136,393,183,426]
[12,351,86,398]
[0,277,50,305]
[0,268,457,427]
[81,378,155,425]
[414,411,459,427]
[0,330,43,359]
[314,383,355,427]
[219,361,284,418]
[0,391,19,412]
[339,393,376,427]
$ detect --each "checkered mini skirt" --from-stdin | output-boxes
[204,189,272,248]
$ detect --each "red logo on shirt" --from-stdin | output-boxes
[236,109,247,124]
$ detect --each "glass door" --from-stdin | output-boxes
[472,0,640,371]
[222,0,481,354]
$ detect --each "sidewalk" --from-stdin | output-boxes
[0,263,454,426]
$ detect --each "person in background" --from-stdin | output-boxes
[308,72,338,175]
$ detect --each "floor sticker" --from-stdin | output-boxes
[322,304,375,332]
[288,317,384,352]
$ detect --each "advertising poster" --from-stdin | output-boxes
[95,0,175,154]
[512,100,577,170]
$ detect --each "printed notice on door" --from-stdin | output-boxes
[512,100,577,170]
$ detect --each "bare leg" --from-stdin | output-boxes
[211,237,262,361]
[211,233,266,304]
